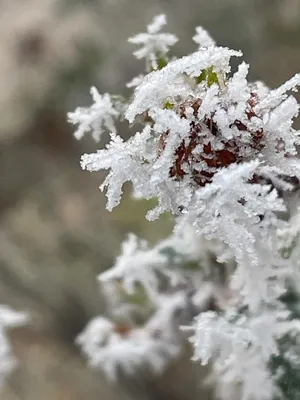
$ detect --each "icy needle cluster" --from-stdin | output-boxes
[70,15,300,400]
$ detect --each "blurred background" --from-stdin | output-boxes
[0,0,300,399]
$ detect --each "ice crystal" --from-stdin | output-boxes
[193,26,216,48]
[128,14,178,71]
[68,87,120,142]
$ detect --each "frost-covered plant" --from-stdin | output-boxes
[0,305,28,388]
[69,14,300,400]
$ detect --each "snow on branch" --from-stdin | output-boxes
[68,87,121,142]
[128,14,178,72]
[70,14,300,400]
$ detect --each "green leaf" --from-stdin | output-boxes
[195,70,207,84]
[206,66,219,87]
[159,247,200,271]
[269,285,300,400]
[195,66,219,87]
[120,283,149,306]
[159,246,178,261]
[156,56,168,70]
[163,101,174,110]
[150,53,168,71]
[181,260,200,271]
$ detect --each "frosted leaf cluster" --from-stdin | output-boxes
[76,293,185,381]
[185,309,294,400]
[193,26,216,48]
[99,224,208,300]
[71,14,300,400]
[76,225,228,381]
[128,14,178,72]
[68,87,120,142]
[0,305,28,387]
